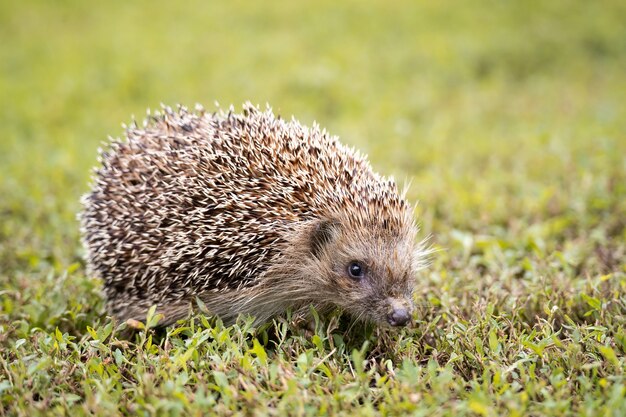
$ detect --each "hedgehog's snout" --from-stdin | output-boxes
[386,297,412,327]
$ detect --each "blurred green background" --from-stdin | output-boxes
[1,1,626,414]
[1,0,625,272]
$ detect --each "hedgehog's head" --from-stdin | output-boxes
[286,212,428,327]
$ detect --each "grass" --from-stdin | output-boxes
[1,0,625,415]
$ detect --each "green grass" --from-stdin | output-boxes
[1,0,625,415]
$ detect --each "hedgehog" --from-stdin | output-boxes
[80,103,429,328]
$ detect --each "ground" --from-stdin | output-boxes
[0,0,625,416]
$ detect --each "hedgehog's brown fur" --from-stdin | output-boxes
[80,103,429,327]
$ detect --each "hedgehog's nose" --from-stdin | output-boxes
[387,306,411,327]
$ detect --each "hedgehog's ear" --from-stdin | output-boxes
[309,218,340,259]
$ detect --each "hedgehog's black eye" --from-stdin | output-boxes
[347,261,365,280]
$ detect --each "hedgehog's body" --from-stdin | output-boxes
[81,104,427,327]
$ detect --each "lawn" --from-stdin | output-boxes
[1,0,625,415]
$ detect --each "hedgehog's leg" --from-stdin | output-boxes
[110,296,192,328]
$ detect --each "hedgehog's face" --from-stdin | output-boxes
[305,217,425,327]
